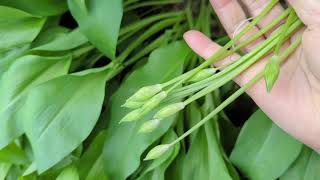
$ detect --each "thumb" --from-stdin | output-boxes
[287,0,320,26]
[301,28,320,80]
[287,0,320,79]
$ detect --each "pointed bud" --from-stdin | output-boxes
[154,102,185,119]
[139,119,161,133]
[144,144,171,160]
[189,68,216,82]
[122,100,144,109]
[142,92,167,112]
[128,84,163,102]
[119,109,142,123]
[264,56,280,92]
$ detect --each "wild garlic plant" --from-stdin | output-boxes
[120,0,304,160]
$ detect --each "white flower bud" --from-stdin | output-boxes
[128,84,162,102]
[264,55,280,92]
[122,100,144,109]
[138,119,161,133]
[144,144,171,160]
[142,91,167,112]
[119,109,142,123]
[154,102,185,119]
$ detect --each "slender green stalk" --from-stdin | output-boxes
[119,11,184,36]
[168,33,303,147]
[161,0,282,89]
[123,0,140,7]
[117,17,184,63]
[166,19,303,103]
[274,9,297,55]
[124,0,181,12]
[169,72,263,147]
[123,33,170,67]
[72,45,95,59]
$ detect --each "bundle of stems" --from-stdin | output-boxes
[120,0,304,160]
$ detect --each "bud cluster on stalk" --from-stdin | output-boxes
[119,0,304,161]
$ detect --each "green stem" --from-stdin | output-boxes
[167,19,303,103]
[72,45,94,59]
[119,11,184,36]
[274,8,297,55]
[123,33,170,67]
[169,72,264,146]
[169,31,303,148]
[123,0,140,7]
[124,0,181,12]
[117,16,184,63]
[161,0,282,88]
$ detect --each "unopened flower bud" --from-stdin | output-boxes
[138,119,161,133]
[119,109,142,123]
[144,144,171,160]
[264,56,280,92]
[122,100,144,109]
[189,68,216,82]
[128,84,163,102]
[142,91,167,112]
[154,102,185,119]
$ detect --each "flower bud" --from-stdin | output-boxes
[128,84,163,102]
[154,102,185,119]
[142,91,167,112]
[138,119,161,133]
[122,100,144,109]
[188,68,216,82]
[144,144,171,160]
[264,56,280,92]
[119,109,142,123]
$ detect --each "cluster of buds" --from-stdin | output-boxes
[120,84,188,132]
[120,0,304,161]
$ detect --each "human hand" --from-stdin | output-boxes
[183,0,320,152]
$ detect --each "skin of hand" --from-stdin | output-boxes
[183,0,320,153]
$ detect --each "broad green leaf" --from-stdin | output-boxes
[56,165,79,180]
[68,0,123,59]
[78,130,108,179]
[0,55,71,149]
[281,146,320,180]
[22,162,36,177]
[0,45,29,77]
[85,156,108,180]
[0,0,67,16]
[103,41,190,179]
[0,162,11,180]
[32,27,70,48]
[163,115,185,180]
[182,102,233,180]
[230,109,303,180]
[23,68,108,173]
[137,130,180,180]
[0,6,45,52]
[34,29,88,52]
[0,143,28,165]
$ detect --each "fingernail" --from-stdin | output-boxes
[210,0,231,8]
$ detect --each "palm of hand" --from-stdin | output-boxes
[184,0,320,152]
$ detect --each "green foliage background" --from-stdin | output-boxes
[0,0,318,179]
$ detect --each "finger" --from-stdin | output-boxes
[210,0,265,52]
[287,0,320,26]
[183,31,239,65]
[240,0,284,37]
[183,30,268,90]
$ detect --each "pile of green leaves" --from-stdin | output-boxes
[0,0,319,179]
